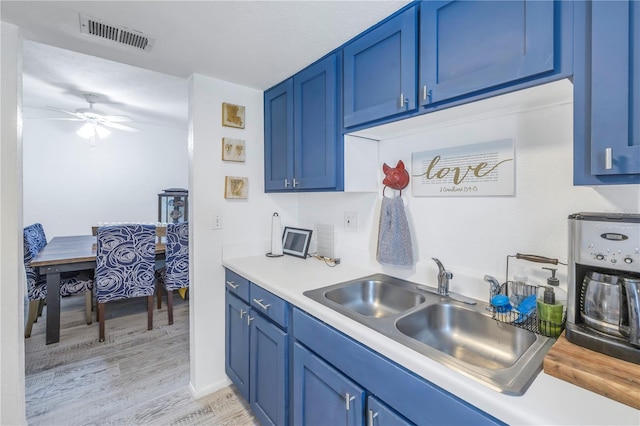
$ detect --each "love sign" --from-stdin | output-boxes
[411,139,515,197]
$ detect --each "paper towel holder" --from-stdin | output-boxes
[266,212,284,258]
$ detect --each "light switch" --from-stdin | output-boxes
[213,211,223,230]
[344,212,358,231]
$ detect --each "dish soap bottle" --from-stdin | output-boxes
[537,267,565,338]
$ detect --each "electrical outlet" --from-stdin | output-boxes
[213,211,223,230]
[344,212,358,231]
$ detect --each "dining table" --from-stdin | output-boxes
[29,234,165,344]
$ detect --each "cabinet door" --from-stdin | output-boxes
[225,292,250,401]
[367,396,414,426]
[293,54,338,190]
[589,0,640,176]
[293,343,365,426]
[420,0,555,105]
[343,6,417,128]
[264,78,294,191]
[250,312,288,426]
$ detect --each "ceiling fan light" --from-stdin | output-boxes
[76,122,96,139]
[95,124,111,139]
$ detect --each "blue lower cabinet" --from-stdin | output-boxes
[250,312,288,426]
[367,396,414,426]
[224,272,290,426]
[292,308,505,426]
[293,342,365,426]
[225,292,250,401]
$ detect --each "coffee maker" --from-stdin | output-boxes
[566,213,640,364]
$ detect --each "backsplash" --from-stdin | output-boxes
[298,81,640,301]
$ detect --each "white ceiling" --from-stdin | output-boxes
[2,1,410,127]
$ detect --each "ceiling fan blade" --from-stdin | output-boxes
[30,117,85,121]
[101,115,133,123]
[101,121,139,132]
[44,106,85,120]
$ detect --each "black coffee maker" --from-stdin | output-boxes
[566,213,640,364]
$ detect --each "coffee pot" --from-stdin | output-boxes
[581,272,640,345]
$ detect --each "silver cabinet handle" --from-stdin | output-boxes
[253,298,271,311]
[292,178,298,188]
[345,393,355,411]
[226,280,239,289]
[247,315,254,326]
[284,179,290,188]
[368,409,379,426]
[239,309,246,319]
[605,147,613,170]
[423,85,428,100]
[399,93,409,108]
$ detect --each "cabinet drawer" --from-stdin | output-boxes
[225,269,250,303]
[251,283,289,329]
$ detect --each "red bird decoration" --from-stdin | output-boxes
[382,160,410,191]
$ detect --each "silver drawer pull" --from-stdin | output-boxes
[253,298,271,310]
[345,393,355,411]
[226,280,239,289]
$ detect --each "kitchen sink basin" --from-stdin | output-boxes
[324,278,425,318]
[395,303,536,370]
[304,273,555,395]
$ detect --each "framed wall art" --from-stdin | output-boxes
[222,102,245,128]
[222,138,246,162]
[224,176,248,199]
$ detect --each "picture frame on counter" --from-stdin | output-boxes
[282,227,312,258]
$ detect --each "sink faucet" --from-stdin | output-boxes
[432,258,453,296]
[484,275,502,311]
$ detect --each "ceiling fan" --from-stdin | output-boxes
[44,93,139,145]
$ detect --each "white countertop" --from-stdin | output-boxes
[222,255,640,425]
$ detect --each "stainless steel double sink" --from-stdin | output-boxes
[304,273,554,395]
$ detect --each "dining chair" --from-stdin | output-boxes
[155,222,188,325]
[95,224,156,342]
[23,223,94,338]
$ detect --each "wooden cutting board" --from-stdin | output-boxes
[543,332,640,409]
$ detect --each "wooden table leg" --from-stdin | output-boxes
[45,270,61,345]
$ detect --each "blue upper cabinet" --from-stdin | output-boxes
[574,0,640,184]
[420,0,555,105]
[264,54,340,192]
[264,79,294,191]
[343,6,417,128]
[293,54,338,190]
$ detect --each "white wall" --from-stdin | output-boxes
[22,109,188,238]
[299,80,640,302]
[188,74,298,397]
[1,21,27,426]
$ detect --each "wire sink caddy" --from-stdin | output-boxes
[490,254,567,338]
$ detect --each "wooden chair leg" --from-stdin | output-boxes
[167,289,174,325]
[24,299,41,338]
[36,299,45,320]
[156,282,163,310]
[98,303,105,342]
[84,291,93,325]
[147,295,153,330]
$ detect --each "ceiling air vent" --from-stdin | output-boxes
[79,14,154,52]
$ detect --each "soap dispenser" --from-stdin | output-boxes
[537,267,566,338]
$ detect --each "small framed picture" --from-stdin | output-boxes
[224,176,248,199]
[222,138,246,162]
[222,102,245,128]
[282,227,313,259]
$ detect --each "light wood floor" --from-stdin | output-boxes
[25,293,259,426]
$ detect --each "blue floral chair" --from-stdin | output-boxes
[95,224,156,342]
[155,222,189,325]
[23,223,93,338]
